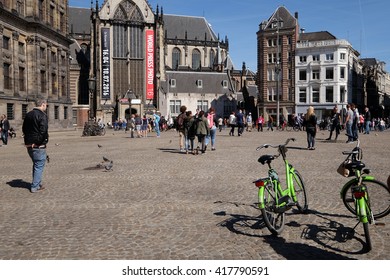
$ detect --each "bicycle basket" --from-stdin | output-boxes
[337,159,355,177]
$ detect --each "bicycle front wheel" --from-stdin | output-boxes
[293,125,300,132]
[260,183,285,235]
[342,179,390,219]
[292,170,308,213]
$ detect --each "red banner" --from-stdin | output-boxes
[146,29,154,100]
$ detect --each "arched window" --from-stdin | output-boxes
[192,49,201,70]
[209,49,215,68]
[172,48,181,70]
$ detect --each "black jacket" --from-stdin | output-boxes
[22,108,49,145]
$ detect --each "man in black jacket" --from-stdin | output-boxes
[22,98,49,193]
[0,114,10,145]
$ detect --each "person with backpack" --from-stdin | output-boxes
[153,111,161,137]
[195,110,210,154]
[176,105,187,152]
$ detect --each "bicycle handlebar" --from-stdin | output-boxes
[256,138,296,151]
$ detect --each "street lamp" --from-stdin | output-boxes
[88,76,96,120]
[126,89,137,120]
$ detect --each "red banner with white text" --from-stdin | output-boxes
[146,29,154,100]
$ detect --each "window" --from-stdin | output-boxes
[222,80,228,88]
[170,79,176,88]
[268,38,277,47]
[172,48,181,69]
[7,104,14,120]
[61,76,66,96]
[326,67,334,80]
[169,100,181,114]
[196,80,203,88]
[313,54,320,61]
[51,51,57,63]
[54,106,59,120]
[268,53,277,64]
[16,0,25,15]
[267,69,273,81]
[223,100,233,117]
[3,36,10,50]
[18,42,25,55]
[51,73,57,94]
[299,56,307,63]
[39,0,45,21]
[209,49,215,68]
[19,67,25,91]
[60,12,65,32]
[4,63,11,89]
[312,69,320,80]
[268,87,275,101]
[288,87,293,101]
[326,86,333,102]
[40,47,46,59]
[40,70,46,93]
[340,53,346,60]
[50,6,55,26]
[288,69,291,80]
[299,88,307,103]
[192,49,201,70]
[22,104,28,119]
[299,70,307,81]
[340,67,345,79]
[197,99,208,112]
[326,53,334,61]
[64,106,68,120]
[288,36,292,45]
[340,86,346,103]
[312,87,320,103]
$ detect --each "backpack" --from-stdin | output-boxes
[176,113,185,129]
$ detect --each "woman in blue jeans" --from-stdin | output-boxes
[205,108,217,151]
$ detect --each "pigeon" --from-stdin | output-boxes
[55,143,60,146]
[98,144,103,148]
[102,156,110,162]
[46,155,50,163]
[104,161,113,171]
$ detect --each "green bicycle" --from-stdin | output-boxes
[253,138,308,235]
[338,135,390,252]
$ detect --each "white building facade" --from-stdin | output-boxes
[295,38,360,119]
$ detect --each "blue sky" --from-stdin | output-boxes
[69,0,390,72]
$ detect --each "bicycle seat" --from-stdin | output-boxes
[344,161,365,171]
[258,155,275,165]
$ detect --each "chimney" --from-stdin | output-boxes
[295,12,298,20]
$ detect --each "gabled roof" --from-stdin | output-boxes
[298,31,336,42]
[263,6,298,30]
[69,7,91,35]
[164,14,218,41]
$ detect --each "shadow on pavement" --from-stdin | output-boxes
[6,179,30,190]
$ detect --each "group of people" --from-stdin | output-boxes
[174,106,217,154]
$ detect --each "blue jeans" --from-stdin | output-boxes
[205,126,217,147]
[345,122,353,141]
[1,130,8,145]
[155,124,160,136]
[365,121,371,134]
[27,148,47,192]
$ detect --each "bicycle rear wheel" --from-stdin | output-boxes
[292,170,308,213]
[260,183,285,235]
[342,179,390,219]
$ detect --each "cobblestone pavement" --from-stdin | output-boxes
[0,127,389,260]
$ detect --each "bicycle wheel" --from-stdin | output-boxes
[342,179,390,219]
[100,128,106,136]
[292,170,308,213]
[286,125,292,132]
[260,182,285,235]
[293,125,300,132]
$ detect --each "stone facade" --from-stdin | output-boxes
[0,0,73,130]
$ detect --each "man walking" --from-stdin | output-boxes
[0,114,10,145]
[364,106,371,134]
[22,98,49,193]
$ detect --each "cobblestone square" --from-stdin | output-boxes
[0,128,389,260]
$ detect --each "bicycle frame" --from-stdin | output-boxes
[255,140,301,211]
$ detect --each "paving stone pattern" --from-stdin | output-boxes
[0,128,389,260]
